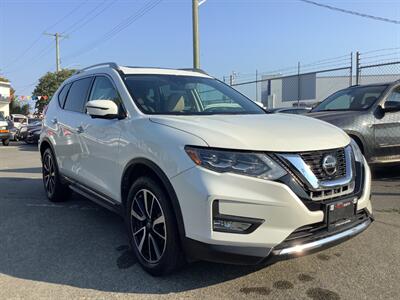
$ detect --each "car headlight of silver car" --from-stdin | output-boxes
[185,146,287,180]
[350,139,364,163]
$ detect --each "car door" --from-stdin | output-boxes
[374,85,400,160]
[55,77,93,180]
[77,75,123,201]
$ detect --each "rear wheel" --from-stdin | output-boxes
[42,148,70,202]
[2,139,9,146]
[126,176,183,276]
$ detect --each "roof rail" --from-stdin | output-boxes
[74,62,119,75]
[179,68,209,75]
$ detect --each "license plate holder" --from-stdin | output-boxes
[326,199,356,230]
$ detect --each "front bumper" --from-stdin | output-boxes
[172,160,372,264]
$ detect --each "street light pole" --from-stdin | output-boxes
[192,0,200,69]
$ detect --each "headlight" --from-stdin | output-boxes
[185,146,287,180]
[350,139,364,163]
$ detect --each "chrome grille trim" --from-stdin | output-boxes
[300,148,346,181]
[276,145,354,193]
[308,181,355,201]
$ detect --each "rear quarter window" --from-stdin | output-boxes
[58,83,71,108]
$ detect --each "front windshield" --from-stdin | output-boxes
[14,117,27,123]
[312,85,388,112]
[124,75,265,115]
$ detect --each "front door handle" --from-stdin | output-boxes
[76,125,84,134]
[51,118,58,124]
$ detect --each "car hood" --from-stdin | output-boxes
[150,114,350,152]
[307,110,364,124]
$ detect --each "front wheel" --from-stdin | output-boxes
[42,148,71,202]
[126,177,183,276]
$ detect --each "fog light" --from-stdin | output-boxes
[213,219,252,233]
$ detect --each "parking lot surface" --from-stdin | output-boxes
[0,143,399,299]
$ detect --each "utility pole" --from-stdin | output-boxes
[192,0,200,69]
[44,32,68,72]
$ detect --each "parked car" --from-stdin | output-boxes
[309,81,400,165]
[25,124,42,144]
[6,120,19,141]
[267,107,311,114]
[0,112,10,146]
[18,121,42,142]
[40,63,372,276]
[10,114,28,130]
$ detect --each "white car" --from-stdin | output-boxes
[10,114,28,130]
[40,63,373,276]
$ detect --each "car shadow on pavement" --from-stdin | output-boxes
[371,165,400,181]
[0,177,264,294]
[0,167,41,173]
[8,142,39,152]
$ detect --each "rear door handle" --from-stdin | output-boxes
[76,125,84,134]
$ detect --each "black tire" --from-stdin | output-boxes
[126,176,183,276]
[2,139,9,146]
[42,148,71,202]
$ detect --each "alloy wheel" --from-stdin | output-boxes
[43,153,56,196]
[131,189,167,263]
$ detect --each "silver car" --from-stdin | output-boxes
[309,81,400,165]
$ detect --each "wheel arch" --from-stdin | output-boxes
[345,131,366,154]
[39,137,55,157]
[121,158,186,241]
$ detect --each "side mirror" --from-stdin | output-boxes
[383,101,400,113]
[86,100,119,119]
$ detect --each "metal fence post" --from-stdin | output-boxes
[355,51,360,85]
[297,62,301,106]
[349,52,353,86]
[255,70,258,102]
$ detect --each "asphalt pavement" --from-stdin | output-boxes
[0,143,399,299]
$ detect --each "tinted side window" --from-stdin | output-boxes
[387,86,400,104]
[64,77,92,113]
[58,83,71,108]
[89,76,121,104]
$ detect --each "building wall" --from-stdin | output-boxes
[0,81,11,117]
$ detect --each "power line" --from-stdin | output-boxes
[63,0,163,62]
[61,0,116,35]
[1,0,88,71]
[299,0,400,25]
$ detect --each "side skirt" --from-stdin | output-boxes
[63,176,123,216]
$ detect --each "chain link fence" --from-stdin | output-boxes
[229,54,353,108]
[226,49,400,109]
[356,49,400,85]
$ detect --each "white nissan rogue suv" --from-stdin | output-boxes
[40,63,373,276]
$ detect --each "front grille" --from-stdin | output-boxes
[308,181,355,201]
[300,148,346,181]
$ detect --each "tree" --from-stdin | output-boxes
[33,69,75,114]
[10,99,30,115]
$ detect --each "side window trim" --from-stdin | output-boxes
[63,76,94,114]
[58,83,71,109]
